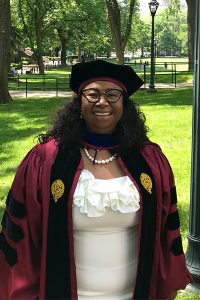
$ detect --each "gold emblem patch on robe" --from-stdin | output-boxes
[51,179,65,202]
[140,173,152,194]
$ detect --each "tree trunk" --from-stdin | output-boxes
[0,0,12,103]
[60,40,67,67]
[106,0,136,65]
[36,53,45,75]
[121,0,135,49]
[57,28,67,67]
[186,0,196,70]
[18,0,45,75]
[55,47,60,57]
[106,0,124,64]
[78,45,81,61]
[35,9,45,74]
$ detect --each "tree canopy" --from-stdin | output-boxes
[8,0,189,64]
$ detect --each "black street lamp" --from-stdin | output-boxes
[185,0,200,291]
[154,38,157,58]
[147,0,159,93]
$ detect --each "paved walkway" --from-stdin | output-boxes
[9,83,193,98]
[9,90,72,98]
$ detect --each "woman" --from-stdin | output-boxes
[0,60,192,299]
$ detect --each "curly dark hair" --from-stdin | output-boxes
[38,95,149,151]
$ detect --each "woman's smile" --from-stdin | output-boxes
[94,112,111,115]
[93,111,112,117]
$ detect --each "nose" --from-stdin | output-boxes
[96,93,108,105]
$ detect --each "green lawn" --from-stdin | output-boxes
[0,87,200,299]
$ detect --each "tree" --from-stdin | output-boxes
[50,0,78,66]
[0,0,12,103]
[10,0,110,68]
[128,17,150,57]
[17,0,56,74]
[185,0,196,70]
[155,0,188,57]
[74,0,110,59]
[105,0,137,64]
[50,0,108,65]
[52,0,88,66]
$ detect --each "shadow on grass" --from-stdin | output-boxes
[0,97,68,204]
[0,97,67,147]
[134,87,193,106]
[0,166,20,177]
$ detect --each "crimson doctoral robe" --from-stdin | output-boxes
[0,139,193,299]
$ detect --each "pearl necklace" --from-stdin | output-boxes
[83,147,117,164]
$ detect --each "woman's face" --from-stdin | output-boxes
[81,81,124,134]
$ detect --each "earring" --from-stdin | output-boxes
[80,112,83,119]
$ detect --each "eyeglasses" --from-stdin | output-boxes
[80,88,125,103]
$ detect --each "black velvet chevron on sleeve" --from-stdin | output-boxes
[171,236,184,256]
[0,233,17,266]
[1,212,24,242]
[0,192,26,268]
[167,211,180,231]
[6,191,27,219]
[170,186,177,205]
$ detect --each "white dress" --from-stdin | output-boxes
[73,169,140,300]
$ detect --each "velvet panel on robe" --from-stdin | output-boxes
[0,139,193,299]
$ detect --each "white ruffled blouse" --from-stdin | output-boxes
[73,169,140,217]
[73,169,141,299]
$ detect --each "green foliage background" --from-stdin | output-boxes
[10,0,188,60]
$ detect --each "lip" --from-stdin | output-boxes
[93,112,112,116]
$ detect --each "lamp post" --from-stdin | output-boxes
[185,0,200,291]
[147,0,159,93]
[154,38,157,58]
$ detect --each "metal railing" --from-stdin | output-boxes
[126,61,194,88]
[8,74,71,97]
